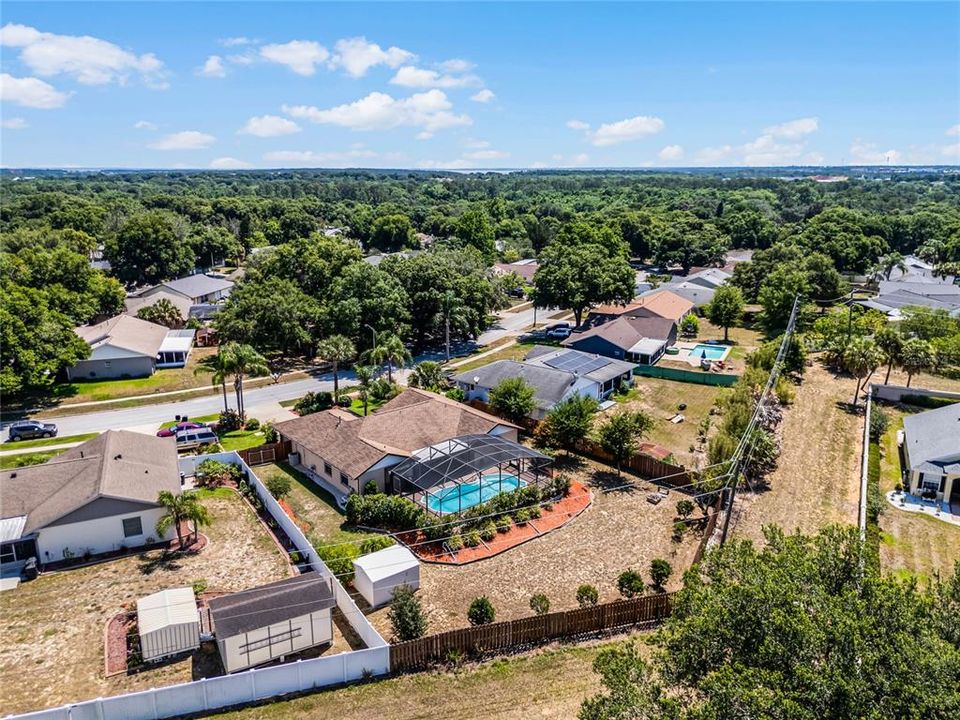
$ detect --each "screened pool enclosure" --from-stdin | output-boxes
[390,434,552,515]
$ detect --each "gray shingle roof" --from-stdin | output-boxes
[159,274,234,300]
[74,315,169,358]
[208,572,335,638]
[902,403,960,473]
[454,360,578,411]
[563,315,676,353]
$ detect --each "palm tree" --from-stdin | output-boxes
[365,333,412,384]
[136,297,184,328]
[842,336,883,406]
[409,360,446,392]
[223,342,270,419]
[199,345,233,414]
[317,335,356,398]
[900,338,934,387]
[155,490,209,549]
[875,326,903,385]
[354,365,376,416]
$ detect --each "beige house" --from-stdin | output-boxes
[276,388,518,499]
[900,402,960,509]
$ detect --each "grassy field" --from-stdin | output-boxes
[1,432,98,450]
[877,408,960,583]
[0,449,65,469]
[451,342,538,373]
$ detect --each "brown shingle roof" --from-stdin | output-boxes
[564,315,676,352]
[276,388,517,479]
[74,315,169,358]
[0,431,180,535]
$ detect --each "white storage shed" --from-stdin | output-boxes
[136,586,201,662]
[352,544,421,608]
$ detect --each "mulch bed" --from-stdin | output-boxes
[44,521,206,573]
[396,480,592,565]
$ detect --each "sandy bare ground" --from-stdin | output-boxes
[0,490,290,715]
[731,361,864,545]
[365,458,700,639]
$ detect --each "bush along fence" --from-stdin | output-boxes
[633,364,739,387]
[390,593,674,672]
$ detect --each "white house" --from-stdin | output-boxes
[67,315,196,380]
[0,431,180,568]
[136,274,234,306]
[352,544,420,608]
[208,572,336,673]
[137,587,201,662]
[900,402,960,507]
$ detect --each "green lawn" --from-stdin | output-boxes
[452,341,538,373]
[158,413,220,429]
[348,397,387,417]
[2,432,98,450]
[218,428,266,452]
[279,397,300,408]
[0,450,64,470]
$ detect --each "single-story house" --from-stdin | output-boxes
[900,402,960,507]
[67,315,195,379]
[453,347,636,420]
[137,586,201,662]
[654,281,717,308]
[208,572,335,674]
[493,259,539,285]
[135,274,234,306]
[353,544,420,608]
[586,290,694,328]
[857,285,960,319]
[276,388,519,497]
[886,255,954,284]
[563,316,677,365]
[0,430,180,568]
[124,290,193,325]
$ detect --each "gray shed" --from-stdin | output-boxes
[136,587,201,661]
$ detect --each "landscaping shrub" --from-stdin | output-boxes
[316,542,359,582]
[362,479,379,496]
[218,409,242,432]
[479,521,497,542]
[576,584,599,608]
[514,508,531,525]
[496,516,512,533]
[869,408,890,442]
[447,533,464,551]
[676,499,695,520]
[294,391,333,416]
[680,314,700,336]
[529,505,542,520]
[617,569,645,598]
[389,584,427,641]
[463,529,481,548]
[775,376,795,405]
[262,421,279,444]
[422,517,451,542]
[244,417,260,431]
[551,473,572,497]
[370,379,400,402]
[650,558,673,590]
[529,593,550,616]
[543,502,554,512]
[265,474,292,500]
[445,387,466,402]
[360,535,395,554]
[467,596,496,626]
[191,579,208,595]
[196,459,242,487]
[899,393,956,409]
[343,492,426,530]
[672,521,687,542]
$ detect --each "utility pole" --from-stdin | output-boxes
[845,288,854,343]
[444,291,452,363]
[364,323,377,352]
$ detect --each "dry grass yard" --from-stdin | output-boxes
[363,457,700,639]
[876,408,960,583]
[0,489,290,715]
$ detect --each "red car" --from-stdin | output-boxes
[156,421,207,438]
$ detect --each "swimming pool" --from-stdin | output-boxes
[689,343,729,361]
[425,473,525,514]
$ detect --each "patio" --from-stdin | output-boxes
[886,490,960,527]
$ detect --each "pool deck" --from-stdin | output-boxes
[424,475,526,515]
[672,341,732,367]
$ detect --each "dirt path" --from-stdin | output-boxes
[732,361,863,544]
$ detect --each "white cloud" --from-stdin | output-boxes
[283,89,471,133]
[588,116,664,146]
[148,130,216,150]
[470,89,495,103]
[946,124,960,137]
[390,65,481,89]
[464,139,491,149]
[210,156,252,169]
[658,144,684,161]
[740,134,810,165]
[260,40,329,76]
[1,117,28,129]
[220,37,254,47]
[418,147,510,169]
[696,145,734,163]
[330,37,413,77]
[199,55,227,78]
[416,130,434,140]
[941,143,960,159]
[566,119,590,130]
[439,58,474,73]
[239,114,301,137]
[0,73,69,108]
[134,120,158,130]
[849,139,902,165]
[572,153,590,165]
[262,148,378,167]
[763,116,819,139]
[226,53,256,66]
[464,149,509,160]
[0,23,167,88]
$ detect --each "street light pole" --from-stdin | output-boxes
[364,323,377,351]
[444,291,453,363]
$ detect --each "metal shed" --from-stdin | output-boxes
[352,544,420,608]
[136,586,200,662]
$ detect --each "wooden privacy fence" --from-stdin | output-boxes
[238,439,291,466]
[390,593,673,672]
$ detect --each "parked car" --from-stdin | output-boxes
[7,421,58,442]
[546,321,570,331]
[157,421,208,438]
[546,326,572,339]
[175,427,219,451]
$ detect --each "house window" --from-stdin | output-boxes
[324,462,332,476]
[122,517,143,537]
[921,474,944,492]
[104,361,112,368]
[340,471,352,487]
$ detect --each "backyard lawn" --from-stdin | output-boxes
[0,488,290,715]
[877,408,960,583]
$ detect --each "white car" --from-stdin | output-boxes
[175,427,219,451]
[546,326,572,339]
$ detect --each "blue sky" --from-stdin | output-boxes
[1,1,958,169]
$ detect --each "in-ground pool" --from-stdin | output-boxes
[688,343,729,361]
[425,473,526,514]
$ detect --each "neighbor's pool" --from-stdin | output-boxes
[425,473,525,514]
[689,343,729,361]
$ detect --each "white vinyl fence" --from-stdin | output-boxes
[7,453,387,720]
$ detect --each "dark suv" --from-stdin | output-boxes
[7,421,59,441]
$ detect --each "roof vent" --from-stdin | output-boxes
[10,473,16,479]
[114,454,122,460]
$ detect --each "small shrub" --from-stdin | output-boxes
[529,505,542,520]
[680,314,699,336]
[244,417,260,431]
[389,584,427,641]
[552,474,572,497]
[543,501,554,512]
[262,421,279,444]
[316,542,359,582]
[218,409,242,431]
[617,569,645,598]
[360,535,395,554]
[479,521,497,542]
[496,516,512,533]
[362,479,379,495]
[467,596,496,626]
[514,508,531,525]
[529,593,550,616]
[672,521,686,542]
[869,408,890,442]
[675,499,695,519]
[444,387,466,402]
[294,391,333,416]
[265,474,292,500]
[191,579,208,595]
[650,558,673,590]
[576,584,599,608]
[463,529,481,548]
[447,533,464,551]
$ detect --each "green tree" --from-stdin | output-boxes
[136,298,184,329]
[216,276,321,355]
[596,410,654,477]
[388,584,428,641]
[467,596,496,626]
[222,342,270,419]
[105,211,195,286]
[900,337,934,387]
[843,336,883,406]
[265,474,292,500]
[705,285,745,342]
[617,569,645,598]
[366,333,411,384]
[795,206,888,273]
[875,325,904,384]
[804,252,848,306]
[408,360,446,392]
[652,211,729,273]
[617,211,662,260]
[537,393,599,454]
[529,593,551,616]
[354,364,376,416]
[155,490,210,548]
[533,243,636,327]
[649,559,672,591]
[488,376,536,424]
[317,335,356,398]
[370,214,416,252]
[757,265,809,336]
[455,208,496,258]
[200,346,233,414]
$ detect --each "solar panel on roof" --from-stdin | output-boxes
[541,351,610,376]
